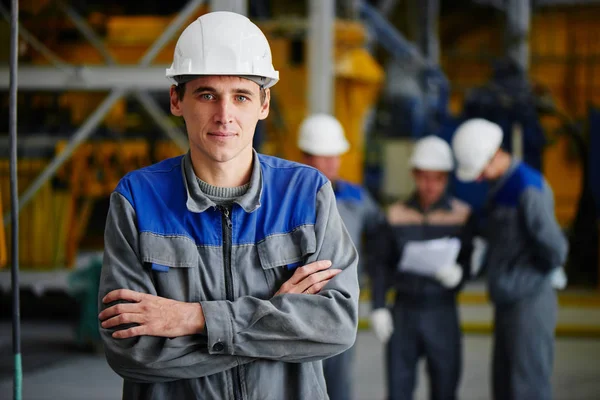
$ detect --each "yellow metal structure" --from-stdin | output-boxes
[261,19,385,184]
[0,160,72,269]
[0,141,182,270]
[55,140,153,267]
[7,11,383,266]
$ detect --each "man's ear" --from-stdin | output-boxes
[259,89,270,120]
[170,85,183,117]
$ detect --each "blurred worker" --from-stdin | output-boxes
[452,118,568,400]
[370,136,473,400]
[98,11,359,400]
[298,113,386,400]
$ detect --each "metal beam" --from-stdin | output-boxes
[135,91,189,151]
[210,0,248,15]
[506,0,530,71]
[0,66,171,90]
[359,1,427,67]
[308,0,335,115]
[0,2,70,71]
[140,0,206,66]
[3,89,127,224]
[2,0,205,220]
[58,2,189,152]
[419,0,440,65]
[57,1,117,66]
[377,0,399,17]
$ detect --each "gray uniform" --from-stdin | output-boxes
[99,151,359,400]
[323,180,385,400]
[481,161,568,400]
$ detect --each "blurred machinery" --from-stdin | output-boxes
[0,0,384,271]
[0,187,5,268]
[362,0,600,287]
[0,0,599,287]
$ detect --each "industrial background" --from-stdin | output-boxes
[1,0,600,399]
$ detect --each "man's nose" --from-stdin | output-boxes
[214,99,233,125]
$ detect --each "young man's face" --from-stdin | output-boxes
[170,75,270,164]
[302,154,341,182]
[412,169,449,207]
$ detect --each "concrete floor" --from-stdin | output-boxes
[1,321,600,400]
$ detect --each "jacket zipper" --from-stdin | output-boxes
[219,206,243,400]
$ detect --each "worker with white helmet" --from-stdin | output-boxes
[298,113,386,400]
[370,135,473,400]
[452,118,568,400]
[98,12,359,400]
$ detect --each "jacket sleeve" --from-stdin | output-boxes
[520,185,569,271]
[455,211,477,286]
[370,218,400,310]
[363,190,386,235]
[99,192,256,383]
[361,190,388,279]
[200,181,359,363]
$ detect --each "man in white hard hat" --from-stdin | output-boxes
[452,118,568,400]
[370,135,473,400]
[297,113,385,400]
[98,12,359,400]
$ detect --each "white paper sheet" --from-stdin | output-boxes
[398,237,462,277]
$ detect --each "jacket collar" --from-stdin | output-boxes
[182,150,263,213]
[405,192,453,213]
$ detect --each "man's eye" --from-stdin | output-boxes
[200,93,214,100]
[236,95,248,102]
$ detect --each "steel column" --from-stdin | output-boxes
[308,0,335,115]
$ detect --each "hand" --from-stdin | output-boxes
[550,267,567,290]
[275,260,341,296]
[98,289,205,339]
[370,308,394,344]
[435,263,463,288]
[471,236,488,277]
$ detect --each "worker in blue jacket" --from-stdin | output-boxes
[98,12,359,400]
[452,118,568,400]
[298,113,386,400]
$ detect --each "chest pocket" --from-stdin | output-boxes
[139,232,201,302]
[257,225,317,295]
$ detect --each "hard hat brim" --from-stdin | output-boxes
[410,160,454,172]
[455,166,483,182]
[300,142,350,157]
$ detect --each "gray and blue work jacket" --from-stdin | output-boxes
[481,161,568,305]
[371,194,473,309]
[98,151,359,400]
[333,180,386,279]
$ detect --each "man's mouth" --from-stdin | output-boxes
[209,131,236,137]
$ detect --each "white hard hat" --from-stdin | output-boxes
[410,136,454,172]
[166,11,279,89]
[451,118,503,182]
[297,114,350,156]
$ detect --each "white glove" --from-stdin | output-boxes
[551,267,568,290]
[471,236,488,277]
[435,263,463,288]
[370,308,394,344]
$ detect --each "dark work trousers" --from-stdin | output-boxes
[324,344,355,400]
[492,284,557,400]
[386,302,462,400]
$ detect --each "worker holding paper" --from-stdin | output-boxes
[370,136,473,400]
